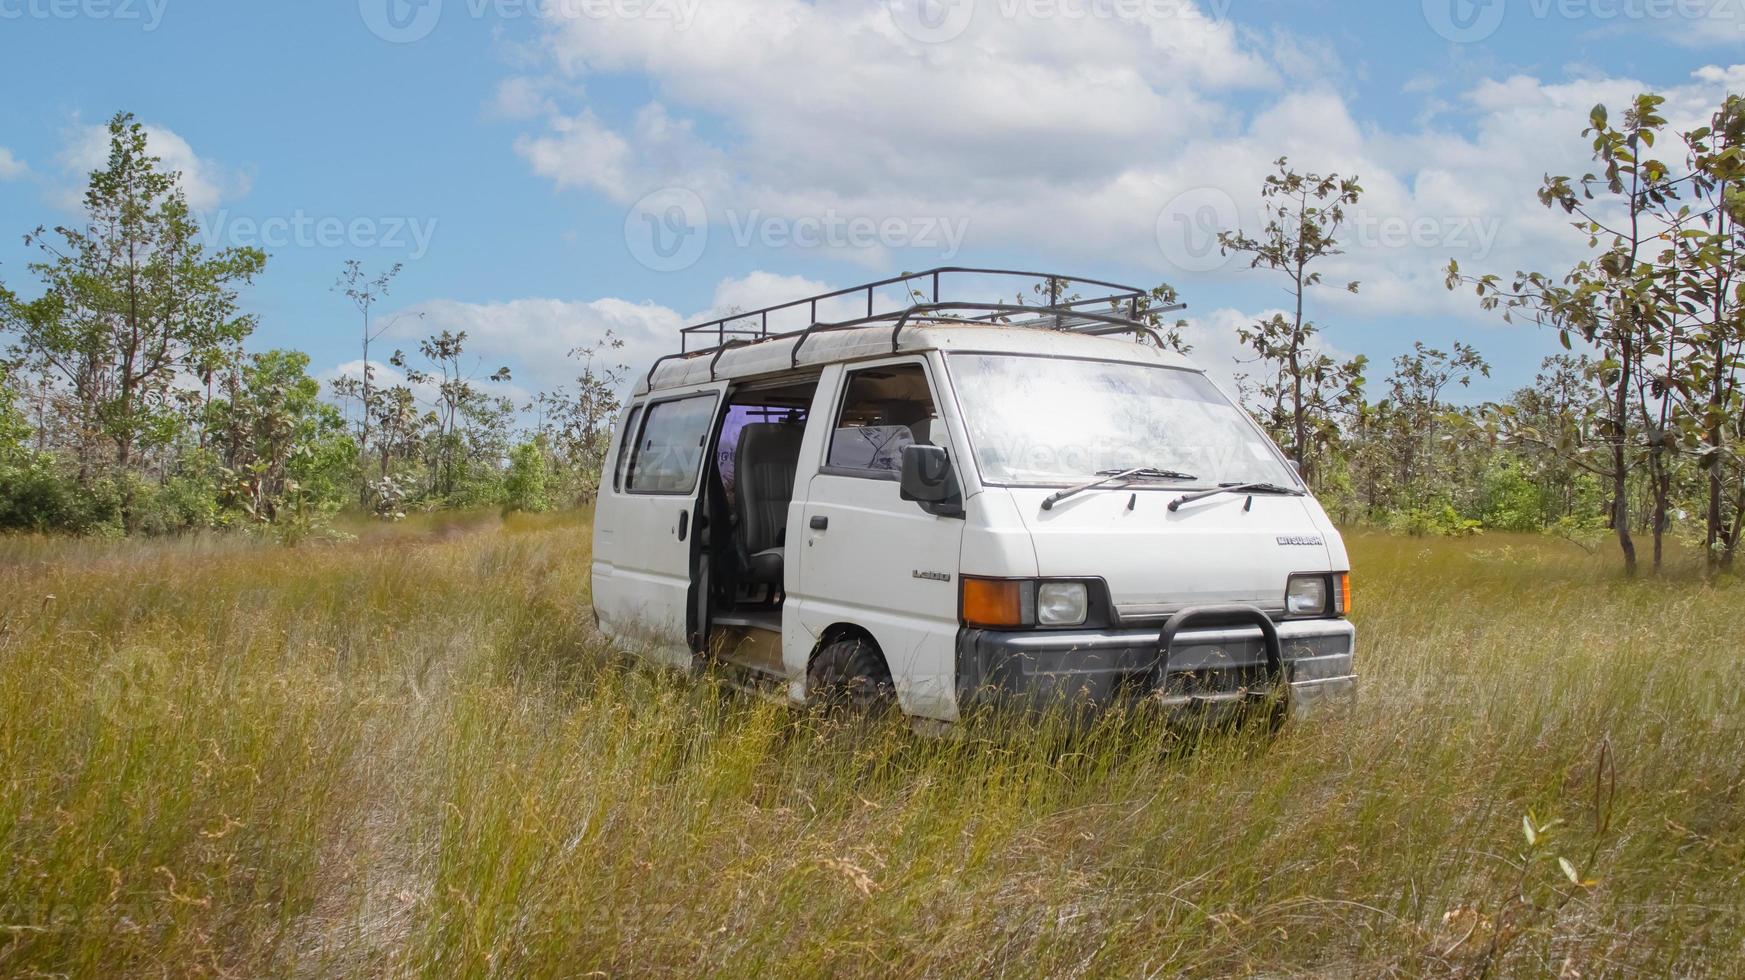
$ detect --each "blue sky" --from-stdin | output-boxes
[1,0,1742,404]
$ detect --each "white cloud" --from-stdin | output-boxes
[355,271,909,400]
[0,147,27,180]
[513,0,1265,216]
[322,356,533,414]
[376,294,685,396]
[517,102,727,203]
[57,118,248,211]
[490,76,560,120]
[323,359,422,401]
[695,270,875,328]
[1577,3,1745,48]
[1178,306,1361,399]
[496,0,1745,330]
[359,268,1345,410]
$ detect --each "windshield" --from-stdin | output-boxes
[946,354,1299,488]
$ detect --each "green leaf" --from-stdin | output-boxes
[1523,814,1537,847]
[1559,857,1580,884]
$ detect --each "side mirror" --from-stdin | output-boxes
[900,444,963,516]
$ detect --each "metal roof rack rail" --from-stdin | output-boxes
[647,266,1184,386]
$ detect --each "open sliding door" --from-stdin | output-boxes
[595,380,728,667]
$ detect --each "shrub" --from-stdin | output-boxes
[1479,460,1549,531]
[1388,504,1483,537]
[128,472,219,537]
[0,456,95,533]
[503,439,552,515]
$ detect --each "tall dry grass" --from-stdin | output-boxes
[1,514,1741,977]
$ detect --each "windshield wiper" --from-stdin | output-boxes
[1042,467,1198,511]
[1168,482,1305,512]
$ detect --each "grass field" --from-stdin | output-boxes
[1,512,1741,977]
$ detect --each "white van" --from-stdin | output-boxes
[592,269,1355,723]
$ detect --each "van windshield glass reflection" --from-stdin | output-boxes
[946,354,1298,489]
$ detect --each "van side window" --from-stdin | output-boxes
[612,404,643,493]
[627,394,718,494]
[827,363,939,476]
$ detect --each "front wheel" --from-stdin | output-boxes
[806,636,897,714]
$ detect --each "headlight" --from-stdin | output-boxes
[1286,574,1331,616]
[961,578,1094,628]
[1036,582,1088,627]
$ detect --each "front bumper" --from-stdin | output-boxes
[956,614,1356,717]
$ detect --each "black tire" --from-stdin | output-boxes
[806,635,897,714]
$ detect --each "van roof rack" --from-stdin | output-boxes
[656,267,1185,385]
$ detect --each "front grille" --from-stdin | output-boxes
[1160,661,1272,698]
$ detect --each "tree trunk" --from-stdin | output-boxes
[359,331,373,509]
[1612,343,1637,575]
[1650,463,1667,574]
[1707,359,1725,571]
[1725,481,1744,570]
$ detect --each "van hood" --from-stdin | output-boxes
[1007,486,1336,620]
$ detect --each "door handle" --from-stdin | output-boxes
[809,515,829,531]
[677,511,689,541]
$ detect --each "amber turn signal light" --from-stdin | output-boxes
[961,577,1027,628]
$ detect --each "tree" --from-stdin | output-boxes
[366,383,431,508]
[1219,158,1365,487]
[1499,355,1612,527]
[1383,342,1490,510]
[0,357,29,468]
[994,276,1193,352]
[392,330,510,499]
[207,349,355,523]
[530,332,628,501]
[1666,96,1745,570]
[331,259,404,505]
[12,112,266,505]
[1447,94,1745,573]
[503,437,552,515]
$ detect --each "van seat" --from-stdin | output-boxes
[735,422,805,586]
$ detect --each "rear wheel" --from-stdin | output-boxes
[806,635,897,714]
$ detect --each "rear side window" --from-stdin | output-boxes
[627,394,719,494]
[827,363,939,476]
[611,404,643,492]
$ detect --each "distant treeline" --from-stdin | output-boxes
[4,96,1744,577]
